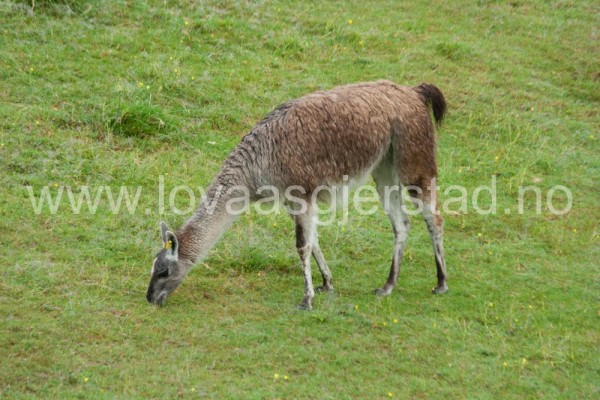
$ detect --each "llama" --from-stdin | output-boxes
[146,80,448,310]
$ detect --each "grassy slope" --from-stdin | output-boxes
[0,0,598,398]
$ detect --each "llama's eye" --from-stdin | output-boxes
[156,267,169,278]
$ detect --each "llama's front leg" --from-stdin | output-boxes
[311,235,333,292]
[294,213,316,310]
[297,244,315,310]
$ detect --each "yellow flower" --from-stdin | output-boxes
[274,373,279,379]
[83,377,89,382]
[383,322,387,327]
[393,319,398,324]
[29,67,34,72]
[521,358,527,365]
[502,362,507,367]
[348,19,353,25]
[137,81,144,88]
[354,304,358,310]
[488,302,494,308]
[359,40,364,45]
[388,392,393,398]
[284,375,288,380]
[494,156,499,161]
[191,388,195,392]
[184,20,189,26]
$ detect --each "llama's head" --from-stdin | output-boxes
[146,222,186,306]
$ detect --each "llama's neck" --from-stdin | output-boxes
[175,177,245,268]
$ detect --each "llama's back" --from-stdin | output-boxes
[225,80,438,195]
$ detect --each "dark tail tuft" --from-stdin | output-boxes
[414,83,447,126]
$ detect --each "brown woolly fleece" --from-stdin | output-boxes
[147,80,449,309]
[218,79,446,199]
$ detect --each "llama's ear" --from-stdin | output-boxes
[163,230,179,259]
[160,221,169,243]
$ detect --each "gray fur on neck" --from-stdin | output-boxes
[175,171,243,268]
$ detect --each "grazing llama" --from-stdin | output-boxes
[147,80,448,310]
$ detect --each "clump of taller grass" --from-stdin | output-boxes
[108,103,177,139]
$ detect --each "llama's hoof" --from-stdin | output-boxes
[296,302,312,311]
[432,285,448,294]
[316,285,333,293]
[373,287,393,297]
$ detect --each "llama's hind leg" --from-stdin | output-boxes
[421,201,448,294]
[372,163,410,296]
[292,206,317,310]
[408,179,448,294]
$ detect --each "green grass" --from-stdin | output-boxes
[1,0,598,398]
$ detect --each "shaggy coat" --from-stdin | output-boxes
[220,80,444,197]
[147,80,448,309]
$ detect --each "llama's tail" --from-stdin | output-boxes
[414,83,447,126]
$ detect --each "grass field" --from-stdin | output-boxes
[1,0,599,398]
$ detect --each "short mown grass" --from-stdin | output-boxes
[1,0,598,398]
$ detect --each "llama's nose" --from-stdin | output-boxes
[146,288,154,304]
